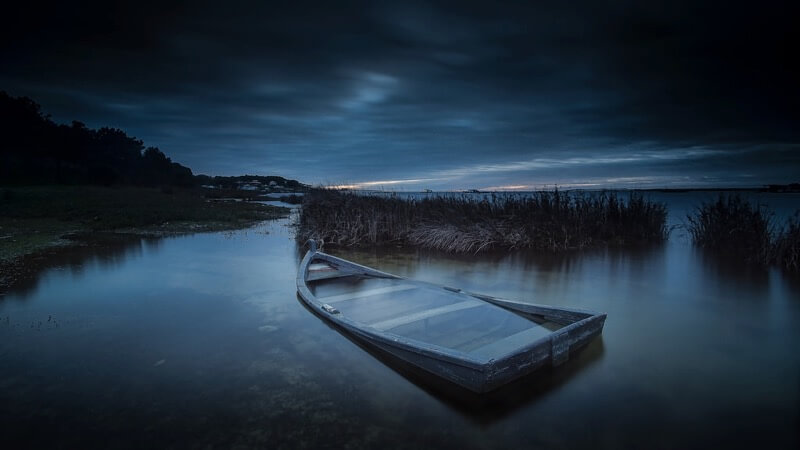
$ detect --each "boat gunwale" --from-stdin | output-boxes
[296,247,607,372]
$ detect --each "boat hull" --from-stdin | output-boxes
[296,245,606,393]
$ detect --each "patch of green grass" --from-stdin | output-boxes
[0,218,75,261]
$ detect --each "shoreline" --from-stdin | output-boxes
[0,220,286,295]
[0,185,291,293]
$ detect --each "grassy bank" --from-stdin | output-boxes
[687,195,800,271]
[0,185,289,265]
[297,189,667,253]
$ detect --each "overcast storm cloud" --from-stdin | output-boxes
[2,1,798,189]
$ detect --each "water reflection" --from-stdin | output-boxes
[1,233,161,299]
[695,247,772,289]
[327,243,672,313]
[0,194,798,448]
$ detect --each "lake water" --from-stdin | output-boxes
[1,193,799,448]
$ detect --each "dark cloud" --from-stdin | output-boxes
[2,0,798,188]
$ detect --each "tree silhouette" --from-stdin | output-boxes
[0,90,194,186]
[1,90,302,189]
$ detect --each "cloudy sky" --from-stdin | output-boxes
[2,1,798,189]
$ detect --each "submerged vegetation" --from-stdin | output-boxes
[297,189,668,253]
[687,195,800,271]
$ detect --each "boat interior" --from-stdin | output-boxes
[306,259,564,360]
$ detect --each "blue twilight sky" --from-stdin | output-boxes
[2,0,798,190]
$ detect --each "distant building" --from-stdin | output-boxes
[236,180,263,191]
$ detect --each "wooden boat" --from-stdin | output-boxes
[296,241,607,393]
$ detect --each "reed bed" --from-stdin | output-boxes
[687,195,800,271]
[773,214,800,271]
[686,195,774,264]
[297,189,668,253]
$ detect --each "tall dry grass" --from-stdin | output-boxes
[772,213,800,271]
[686,195,774,264]
[297,189,668,253]
[687,194,800,271]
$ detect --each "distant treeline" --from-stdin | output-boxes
[0,91,303,189]
[764,183,800,193]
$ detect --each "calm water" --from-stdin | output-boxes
[1,194,799,449]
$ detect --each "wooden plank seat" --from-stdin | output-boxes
[308,262,336,272]
[318,284,417,304]
[308,270,353,281]
[369,299,484,331]
[307,262,356,281]
[469,327,552,358]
